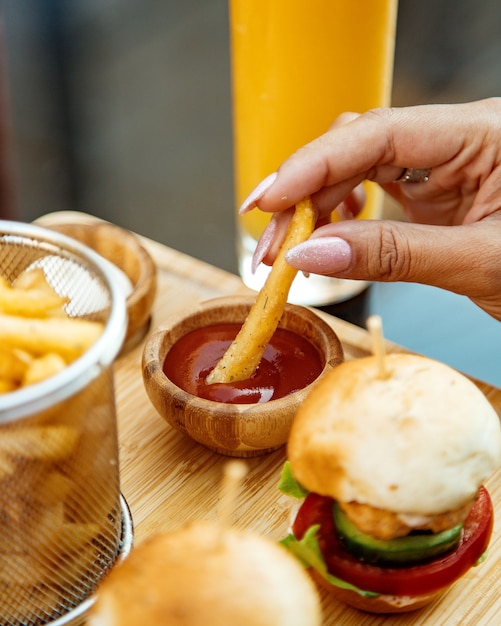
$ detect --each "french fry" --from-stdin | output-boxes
[0,425,79,462]
[0,314,103,363]
[0,452,16,480]
[0,379,17,395]
[13,267,53,292]
[207,197,316,384]
[0,275,68,317]
[0,347,31,384]
[22,353,67,387]
[0,267,104,394]
[13,268,69,318]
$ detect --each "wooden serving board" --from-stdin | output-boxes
[38,213,501,626]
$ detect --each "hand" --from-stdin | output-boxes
[239,98,501,321]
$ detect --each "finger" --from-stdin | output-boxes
[251,209,293,270]
[317,182,367,220]
[239,112,364,216]
[338,184,366,219]
[250,100,499,215]
[463,163,501,223]
[252,185,366,270]
[327,110,361,129]
[284,216,501,300]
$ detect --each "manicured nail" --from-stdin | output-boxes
[285,237,352,274]
[239,172,278,214]
[251,215,277,273]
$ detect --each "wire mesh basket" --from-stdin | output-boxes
[0,221,133,625]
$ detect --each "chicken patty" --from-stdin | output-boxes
[339,495,476,540]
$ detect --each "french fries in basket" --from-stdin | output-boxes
[0,314,104,362]
[0,268,116,622]
[207,197,315,384]
[0,268,104,394]
[0,274,68,316]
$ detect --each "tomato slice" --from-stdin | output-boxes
[292,487,493,596]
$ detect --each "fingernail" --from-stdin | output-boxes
[285,237,352,274]
[251,215,277,273]
[239,172,278,214]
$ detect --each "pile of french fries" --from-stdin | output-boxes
[0,267,104,394]
[0,266,119,621]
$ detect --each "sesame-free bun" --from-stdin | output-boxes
[88,520,322,626]
[288,353,501,515]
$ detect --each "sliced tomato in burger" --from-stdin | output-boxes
[279,462,494,599]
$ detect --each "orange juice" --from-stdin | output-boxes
[230,0,398,304]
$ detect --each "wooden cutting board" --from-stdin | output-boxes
[38,212,501,626]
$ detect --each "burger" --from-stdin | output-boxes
[279,353,501,613]
[88,520,322,626]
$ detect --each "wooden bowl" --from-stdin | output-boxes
[44,221,157,348]
[142,296,344,457]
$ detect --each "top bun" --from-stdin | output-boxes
[88,520,321,626]
[288,353,501,515]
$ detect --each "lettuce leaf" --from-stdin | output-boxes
[279,525,379,598]
[278,461,378,598]
[278,460,309,499]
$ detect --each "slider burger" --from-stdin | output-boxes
[279,353,501,613]
[88,520,322,626]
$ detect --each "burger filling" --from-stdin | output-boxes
[338,498,475,540]
[332,502,464,566]
[278,461,494,598]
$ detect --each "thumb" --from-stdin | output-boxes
[284,218,498,298]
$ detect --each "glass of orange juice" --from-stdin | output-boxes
[230,0,398,305]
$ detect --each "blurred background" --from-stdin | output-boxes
[1,0,500,385]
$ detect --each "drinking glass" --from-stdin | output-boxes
[230,0,398,305]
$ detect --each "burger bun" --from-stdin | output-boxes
[88,520,322,626]
[288,353,501,515]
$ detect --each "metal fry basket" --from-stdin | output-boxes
[0,221,133,625]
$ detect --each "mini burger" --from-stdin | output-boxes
[88,520,322,626]
[279,353,501,613]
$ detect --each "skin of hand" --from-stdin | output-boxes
[239,98,501,321]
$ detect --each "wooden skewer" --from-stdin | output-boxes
[366,315,390,379]
[219,460,248,533]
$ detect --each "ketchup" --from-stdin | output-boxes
[163,323,322,404]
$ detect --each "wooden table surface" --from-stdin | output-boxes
[38,213,501,626]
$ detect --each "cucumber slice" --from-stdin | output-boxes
[333,502,463,566]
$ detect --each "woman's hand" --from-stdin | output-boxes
[239,99,501,321]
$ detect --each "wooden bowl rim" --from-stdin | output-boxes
[45,221,157,342]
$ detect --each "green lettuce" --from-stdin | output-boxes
[278,460,309,499]
[278,461,378,598]
[279,525,378,598]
